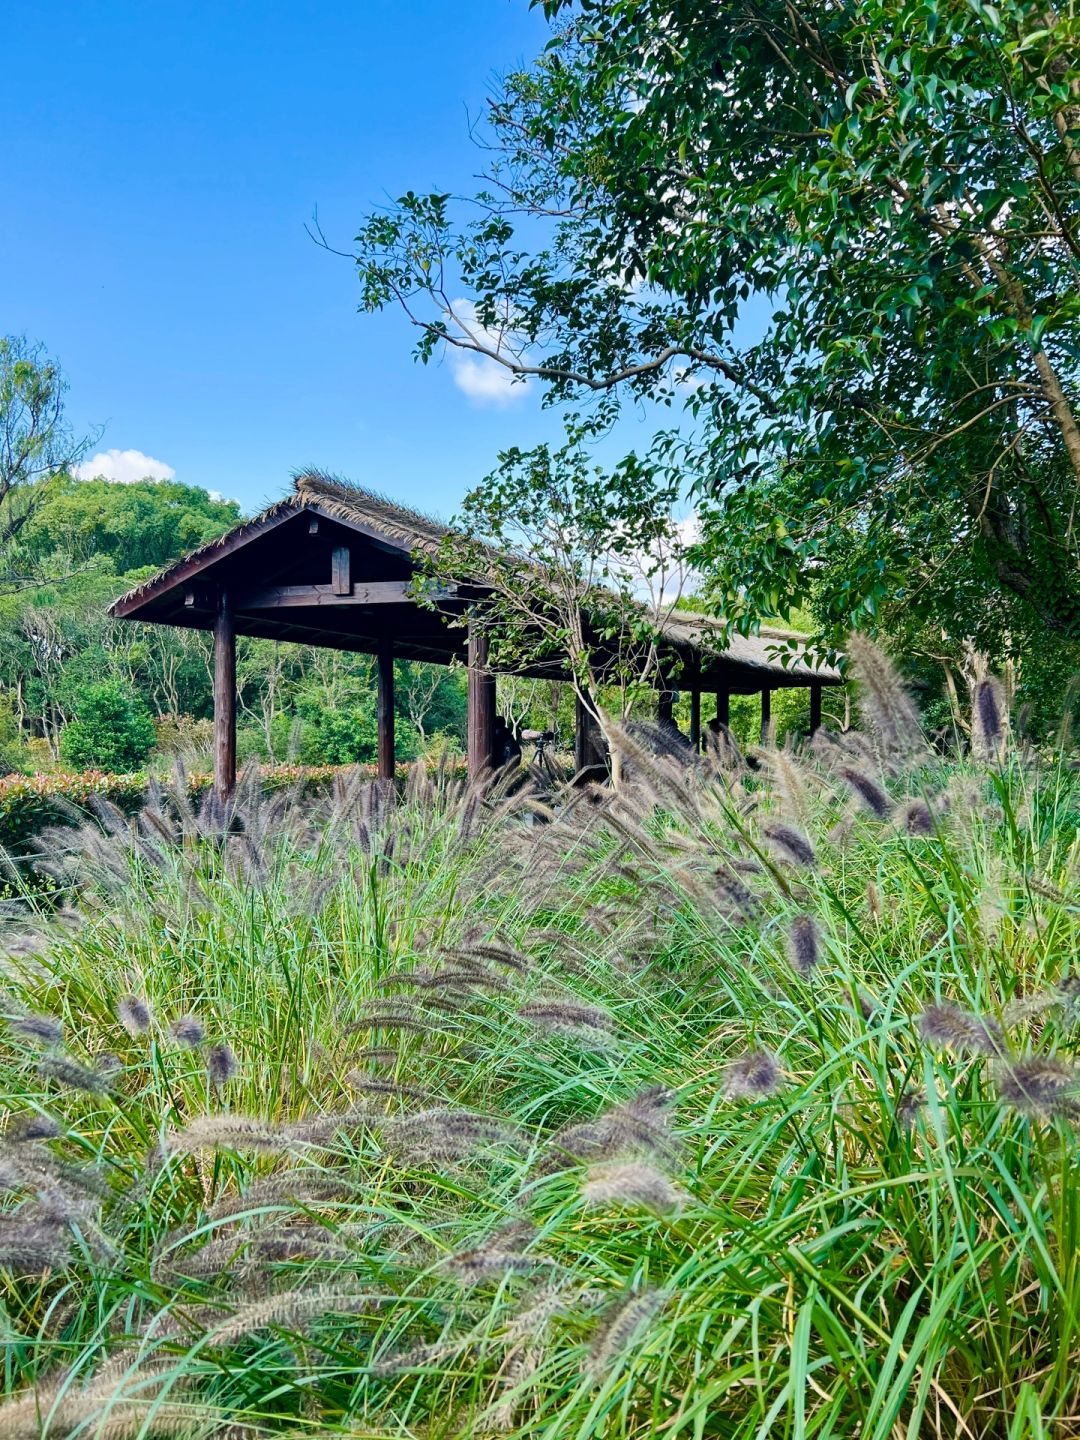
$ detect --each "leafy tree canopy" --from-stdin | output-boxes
[351,0,1080,665]
[22,474,241,574]
[0,336,96,584]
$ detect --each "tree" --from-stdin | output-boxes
[0,336,95,585]
[22,475,241,574]
[350,0,1080,659]
[59,679,156,773]
[421,430,692,758]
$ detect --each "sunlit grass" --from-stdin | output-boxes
[0,694,1077,1438]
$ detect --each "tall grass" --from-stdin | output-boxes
[0,650,1077,1439]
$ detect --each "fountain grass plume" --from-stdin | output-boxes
[722,1049,783,1099]
[995,1057,1080,1120]
[761,820,816,868]
[117,995,152,1036]
[585,1287,668,1383]
[7,1012,64,1046]
[838,767,891,819]
[972,676,1008,761]
[171,1015,205,1049]
[919,1003,1006,1057]
[37,1054,110,1095]
[581,1160,684,1215]
[206,1042,239,1088]
[846,632,926,762]
[786,914,822,977]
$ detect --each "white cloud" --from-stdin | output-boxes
[445,299,529,408]
[74,448,176,484]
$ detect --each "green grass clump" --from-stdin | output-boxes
[0,655,1077,1439]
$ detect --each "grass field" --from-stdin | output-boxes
[0,650,1077,1439]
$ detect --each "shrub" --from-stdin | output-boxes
[59,679,156,772]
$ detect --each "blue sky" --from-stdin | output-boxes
[2,1,583,518]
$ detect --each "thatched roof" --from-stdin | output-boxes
[109,468,840,687]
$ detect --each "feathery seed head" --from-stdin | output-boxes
[8,1012,64,1046]
[7,1114,62,1143]
[117,995,152,1036]
[354,1046,399,1067]
[896,798,935,836]
[585,1287,667,1383]
[581,1161,683,1215]
[207,1043,239,1088]
[722,1048,783,1099]
[846,632,926,761]
[172,1015,205,1048]
[918,1003,1005,1057]
[786,914,821,977]
[972,676,1007,761]
[761,820,816,868]
[37,1054,110,1094]
[895,1089,925,1131]
[839,767,891,819]
[996,1057,1080,1120]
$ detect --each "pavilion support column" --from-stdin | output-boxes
[715,690,730,728]
[760,687,772,744]
[809,685,822,737]
[689,689,701,751]
[574,690,605,782]
[467,617,496,782]
[377,639,395,782]
[657,687,674,728]
[212,591,236,801]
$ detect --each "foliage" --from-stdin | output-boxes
[352,0,1080,670]
[0,336,96,586]
[58,679,157,774]
[21,474,241,573]
[0,648,1077,1435]
[424,429,692,735]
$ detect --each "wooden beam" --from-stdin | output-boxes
[331,545,351,596]
[377,639,394,781]
[809,685,822,736]
[689,689,701,751]
[213,592,236,801]
[715,690,730,727]
[657,688,674,726]
[234,580,457,609]
[467,617,496,781]
[760,687,772,743]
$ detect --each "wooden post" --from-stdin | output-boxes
[212,591,236,800]
[715,690,730,728]
[657,687,674,727]
[331,545,351,596]
[467,617,495,780]
[809,685,822,736]
[760,687,772,743]
[377,639,395,781]
[575,690,605,781]
[689,689,701,751]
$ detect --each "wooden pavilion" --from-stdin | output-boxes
[108,470,842,795]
